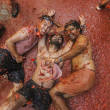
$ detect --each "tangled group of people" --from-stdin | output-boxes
[0,0,110,110]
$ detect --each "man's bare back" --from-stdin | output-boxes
[71,35,95,71]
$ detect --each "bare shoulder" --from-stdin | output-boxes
[6,29,28,44]
[13,26,36,40]
[79,35,88,39]
[15,29,29,39]
[76,35,89,45]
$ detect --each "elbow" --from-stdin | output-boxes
[6,39,9,46]
[6,39,13,47]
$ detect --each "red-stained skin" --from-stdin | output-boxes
[0,0,110,110]
[14,93,21,100]
[74,65,78,71]
[83,62,91,68]
[39,71,45,76]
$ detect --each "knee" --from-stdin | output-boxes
[0,96,15,110]
[83,80,94,91]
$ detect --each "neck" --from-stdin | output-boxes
[48,44,58,53]
[74,33,81,41]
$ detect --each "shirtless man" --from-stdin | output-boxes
[44,19,95,110]
[0,11,54,98]
[0,33,64,110]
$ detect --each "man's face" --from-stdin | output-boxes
[39,19,52,35]
[50,35,63,47]
[65,25,79,41]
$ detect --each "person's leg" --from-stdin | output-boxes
[0,93,27,110]
[50,81,87,110]
[7,82,23,98]
[7,67,25,98]
[50,86,70,110]
[31,80,52,110]
[50,69,95,110]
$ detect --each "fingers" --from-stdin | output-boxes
[48,10,55,16]
[47,59,54,68]
[43,57,54,68]
[79,15,86,26]
[50,59,54,68]
[16,56,24,63]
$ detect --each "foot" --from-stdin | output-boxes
[11,2,19,17]
[0,24,5,36]
[96,3,106,10]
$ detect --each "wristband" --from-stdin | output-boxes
[59,57,62,62]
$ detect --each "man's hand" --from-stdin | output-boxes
[48,10,55,17]
[15,55,25,63]
[43,57,61,68]
[79,15,85,26]
[43,57,54,68]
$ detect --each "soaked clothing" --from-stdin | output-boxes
[56,69,95,95]
[17,79,52,110]
[40,60,62,82]
[0,48,24,83]
[2,26,38,56]
[0,26,39,83]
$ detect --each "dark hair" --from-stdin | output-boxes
[64,20,82,33]
[41,15,54,25]
[50,34,64,44]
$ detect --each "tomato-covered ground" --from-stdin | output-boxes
[0,0,110,110]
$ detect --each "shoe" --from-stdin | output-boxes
[96,3,106,10]
[0,24,5,36]
[11,2,19,17]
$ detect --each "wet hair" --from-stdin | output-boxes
[50,34,64,45]
[64,20,82,33]
[41,15,54,25]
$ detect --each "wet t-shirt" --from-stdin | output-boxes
[2,26,38,56]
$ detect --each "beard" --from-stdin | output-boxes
[68,33,77,41]
[50,40,61,48]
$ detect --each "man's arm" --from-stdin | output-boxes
[58,61,64,68]
[79,15,85,29]
[6,30,28,63]
[54,36,88,63]
[50,15,86,58]
[50,40,73,58]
